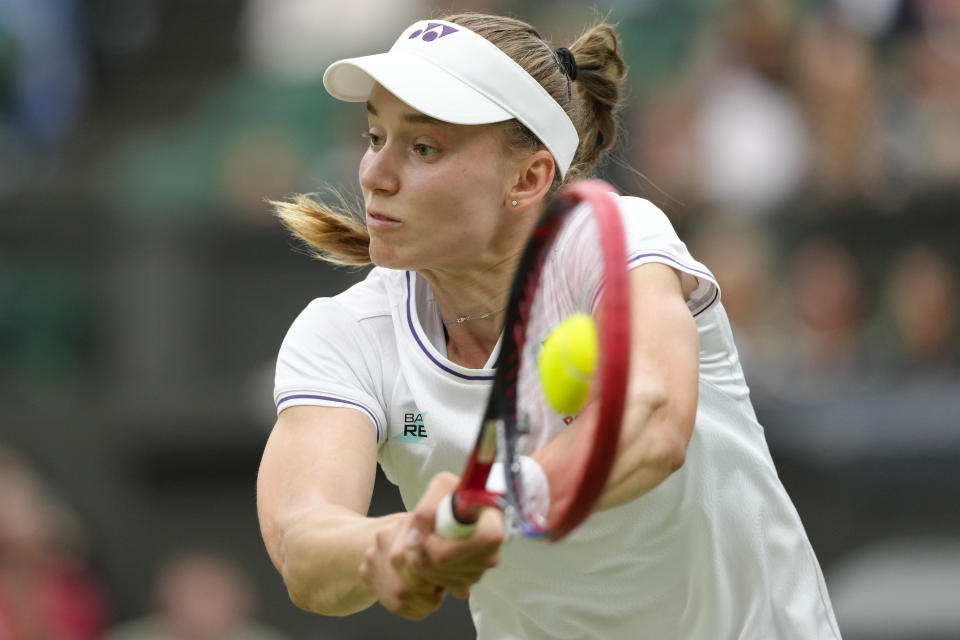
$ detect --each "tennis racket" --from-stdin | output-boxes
[435,179,631,541]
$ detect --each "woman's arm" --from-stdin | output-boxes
[257,405,408,616]
[259,405,505,619]
[534,261,700,511]
[598,261,700,507]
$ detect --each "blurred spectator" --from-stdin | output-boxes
[877,0,960,203]
[904,0,960,184]
[773,236,870,396]
[692,66,809,216]
[107,550,288,640]
[714,0,796,82]
[792,9,883,204]
[830,0,900,40]
[883,244,959,373]
[628,0,812,217]
[0,446,108,640]
[691,0,810,216]
[240,0,427,81]
[0,0,88,194]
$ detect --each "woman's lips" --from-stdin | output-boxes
[366,210,401,228]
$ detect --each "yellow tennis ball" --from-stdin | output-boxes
[538,313,598,414]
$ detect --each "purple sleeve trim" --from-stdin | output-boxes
[589,251,721,315]
[627,251,716,282]
[276,393,382,442]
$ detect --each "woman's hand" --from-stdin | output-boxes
[359,472,505,618]
[358,517,446,619]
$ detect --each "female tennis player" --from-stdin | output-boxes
[256,12,842,639]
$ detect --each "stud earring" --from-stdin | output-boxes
[511,200,519,207]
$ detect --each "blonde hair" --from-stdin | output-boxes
[274,12,627,266]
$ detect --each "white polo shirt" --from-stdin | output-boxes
[274,195,841,639]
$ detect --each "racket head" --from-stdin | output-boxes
[453,179,631,541]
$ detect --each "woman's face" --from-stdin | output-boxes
[359,84,523,272]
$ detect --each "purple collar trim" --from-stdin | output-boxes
[405,271,495,381]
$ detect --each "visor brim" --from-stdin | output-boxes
[324,51,514,126]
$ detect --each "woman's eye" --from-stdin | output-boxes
[413,143,438,158]
[362,132,383,147]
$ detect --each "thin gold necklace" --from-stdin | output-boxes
[441,305,507,325]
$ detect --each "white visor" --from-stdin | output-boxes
[323,19,579,179]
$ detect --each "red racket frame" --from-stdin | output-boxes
[447,179,631,541]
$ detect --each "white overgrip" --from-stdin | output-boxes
[435,492,477,538]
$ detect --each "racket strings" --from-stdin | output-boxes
[505,210,607,533]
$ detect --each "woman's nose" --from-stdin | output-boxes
[359,146,400,196]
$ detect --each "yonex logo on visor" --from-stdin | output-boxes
[322,19,580,177]
[409,23,459,42]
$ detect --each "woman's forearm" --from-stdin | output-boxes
[277,506,407,615]
[532,373,689,516]
[593,375,690,510]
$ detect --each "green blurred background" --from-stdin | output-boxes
[1,1,959,639]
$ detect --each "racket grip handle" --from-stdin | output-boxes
[435,492,477,538]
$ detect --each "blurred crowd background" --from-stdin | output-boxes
[1,0,958,639]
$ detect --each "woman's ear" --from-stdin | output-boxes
[507,149,556,210]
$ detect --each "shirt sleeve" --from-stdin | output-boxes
[274,298,387,444]
[618,196,721,317]
[551,195,721,318]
